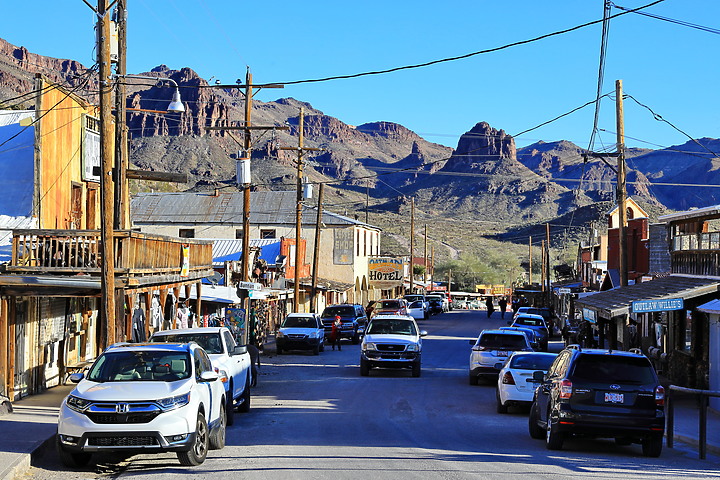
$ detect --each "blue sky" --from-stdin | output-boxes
[2,0,718,150]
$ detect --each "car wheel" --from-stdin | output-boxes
[545,416,564,450]
[528,402,544,439]
[209,403,226,450]
[56,435,92,468]
[225,383,235,426]
[642,435,663,457]
[177,412,209,466]
[319,340,325,352]
[411,361,421,378]
[468,373,479,386]
[352,330,360,345]
[360,358,370,376]
[313,343,320,355]
[237,374,251,413]
[496,389,508,414]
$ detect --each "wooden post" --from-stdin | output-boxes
[528,236,533,285]
[409,198,415,293]
[294,107,305,312]
[616,79,629,287]
[114,0,129,230]
[311,183,324,313]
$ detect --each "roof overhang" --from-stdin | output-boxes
[574,274,720,319]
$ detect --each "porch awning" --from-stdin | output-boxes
[574,275,720,319]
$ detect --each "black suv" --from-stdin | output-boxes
[528,346,665,457]
[320,304,367,344]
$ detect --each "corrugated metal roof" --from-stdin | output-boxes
[659,205,720,223]
[575,275,720,318]
[131,191,380,230]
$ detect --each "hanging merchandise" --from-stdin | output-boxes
[151,295,163,330]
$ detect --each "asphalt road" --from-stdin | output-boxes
[26,309,720,479]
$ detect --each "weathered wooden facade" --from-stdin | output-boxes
[0,78,213,399]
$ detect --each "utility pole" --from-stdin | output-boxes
[430,245,435,290]
[409,198,415,294]
[114,0,128,230]
[365,180,369,224]
[541,240,546,293]
[310,183,324,313]
[98,0,116,349]
[423,224,428,286]
[546,222,552,308]
[528,236,533,285]
[279,107,322,312]
[616,79,628,287]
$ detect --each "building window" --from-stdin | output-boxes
[261,229,276,239]
[179,229,195,238]
[236,229,244,239]
[356,229,360,257]
[364,230,367,257]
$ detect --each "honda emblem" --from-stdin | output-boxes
[116,402,130,414]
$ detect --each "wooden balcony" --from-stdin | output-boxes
[6,229,213,285]
[670,232,720,276]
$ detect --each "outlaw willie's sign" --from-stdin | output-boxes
[368,257,404,290]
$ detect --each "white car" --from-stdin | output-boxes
[496,351,557,413]
[276,313,325,355]
[468,329,533,385]
[406,300,426,320]
[361,315,427,377]
[57,342,227,467]
[150,327,252,423]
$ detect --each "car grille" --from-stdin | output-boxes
[377,344,406,352]
[88,435,158,447]
[85,402,161,424]
[287,334,307,339]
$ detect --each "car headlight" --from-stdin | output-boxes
[276,331,285,338]
[406,344,420,352]
[363,342,377,351]
[66,395,92,413]
[156,392,191,411]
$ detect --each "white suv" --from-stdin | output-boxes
[57,342,227,467]
[360,315,427,377]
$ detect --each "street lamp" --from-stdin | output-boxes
[114,75,185,112]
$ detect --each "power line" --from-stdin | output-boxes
[610,2,720,35]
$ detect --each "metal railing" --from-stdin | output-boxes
[666,385,720,459]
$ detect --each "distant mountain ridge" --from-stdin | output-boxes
[1,35,718,230]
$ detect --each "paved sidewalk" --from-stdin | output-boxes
[0,380,717,480]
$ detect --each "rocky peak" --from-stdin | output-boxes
[442,121,516,172]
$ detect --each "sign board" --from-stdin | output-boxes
[491,285,505,295]
[558,288,571,295]
[368,257,404,290]
[237,281,262,291]
[632,298,684,313]
[224,308,245,341]
[333,229,354,265]
[583,308,597,324]
[82,114,100,182]
[180,244,190,277]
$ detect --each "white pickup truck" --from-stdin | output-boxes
[150,327,252,424]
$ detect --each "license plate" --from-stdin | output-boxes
[604,392,624,403]
[496,351,508,357]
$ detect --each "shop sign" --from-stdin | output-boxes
[583,308,597,324]
[558,288,571,295]
[368,257,404,289]
[632,298,684,313]
[237,281,262,290]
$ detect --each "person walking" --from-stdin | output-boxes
[485,297,495,318]
[498,296,508,320]
[331,315,343,351]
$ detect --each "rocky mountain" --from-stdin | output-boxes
[2,36,719,249]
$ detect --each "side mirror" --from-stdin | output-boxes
[419,330,428,337]
[200,371,219,382]
[69,373,84,383]
[233,345,248,356]
[532,370,545,382]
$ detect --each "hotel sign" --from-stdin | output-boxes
[368,257,404,290]
[632,298,684,313]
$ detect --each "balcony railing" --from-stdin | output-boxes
[7,229,212,277]
[671,232,720,252]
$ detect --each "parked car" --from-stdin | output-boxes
[360,315,427,377]
[426,294,447,314]
[150,327,252,422]
[320,304,367,344]
[403,294,429,319]
[499,326,540,351]
[513,307,554,332]
[528,346,665,457]
[370,298,409,317]
[511,314,550,351]
[468,329,533,385]
[57,342,227,467]
[275,313,325,355]
[496,351,557,413]
[406,300,425,320]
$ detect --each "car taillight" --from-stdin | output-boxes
[559,379,573,399]
[655,385,665,407]
[502,372,515,385]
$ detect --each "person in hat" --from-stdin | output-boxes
[331,315,343,351]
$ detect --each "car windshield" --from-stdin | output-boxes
[367,319,417,336]
[322,306,354,318]
[571,355,657,384]
[478,333,527,350]
[151,333,223,354]
[509,354,557,370]
[282,316,317,328]
[86,350,191,382]
[514,317,545,327]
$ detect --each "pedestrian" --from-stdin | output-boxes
[331,315,342,351]
[247,343,260,387]
[511,296,519,314]
[498,296,508,320]
[485,297,495,318]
